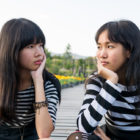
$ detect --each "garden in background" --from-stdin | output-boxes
[45,44,97,88]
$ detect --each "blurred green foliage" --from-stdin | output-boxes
[45,44,96,78]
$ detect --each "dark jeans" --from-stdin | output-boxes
[0,121,38,140]
[105,124,140,140]
[67,125,140,140]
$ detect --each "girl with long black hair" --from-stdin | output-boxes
[0,18,61,140]
[67,19,140,140]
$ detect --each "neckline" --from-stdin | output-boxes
[18,83,34,92]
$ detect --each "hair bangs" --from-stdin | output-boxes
[20,21,45,50]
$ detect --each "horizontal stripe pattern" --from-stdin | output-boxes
[77,76,140,134]
[1,80,59,128]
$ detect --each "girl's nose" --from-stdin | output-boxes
[99,48,108,58]
[35,45,44,56]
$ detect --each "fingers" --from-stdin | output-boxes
[96,58,104,75]
[42,54,46,67]
[94,126,105,136]
[94,127,102,137]
[39,53,46,70]
[94,127,110,140]
[96,57,102,67]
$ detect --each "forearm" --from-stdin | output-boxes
[77,80,122,133]
[35,79,54,138]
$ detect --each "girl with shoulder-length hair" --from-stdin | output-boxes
[67,20,140,140]
[0,18,61,140]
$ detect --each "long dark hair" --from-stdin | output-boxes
[0,18,46,121]
[95,19,140,87]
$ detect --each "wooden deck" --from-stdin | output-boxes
[51,84,85,140]
[51,84,105,140]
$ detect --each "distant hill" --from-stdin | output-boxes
[51,52,89,59]
[71,53,88,59]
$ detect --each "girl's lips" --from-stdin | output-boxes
[101,62,109,65]
[34,60,42,65]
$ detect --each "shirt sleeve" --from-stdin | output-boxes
[77,77,122,133]
[44,80,59,126]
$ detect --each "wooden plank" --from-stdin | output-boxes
[50,84,105,139]
[51,84,85,139]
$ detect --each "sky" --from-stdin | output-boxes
[0,0,140,57]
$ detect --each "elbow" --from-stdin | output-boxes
[38,132,50,139]
[38,126,54,139]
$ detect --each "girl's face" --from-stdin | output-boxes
[19,43,45,71]
[96,30,130,72]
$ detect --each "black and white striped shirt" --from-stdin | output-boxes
[1,80,59,128]
[77,75,140,134]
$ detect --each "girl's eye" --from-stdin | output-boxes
[39,43,44,48]
[27,45,34,48]
[97,46,101,49]
[39,45,43,48]
[108,45,114,48]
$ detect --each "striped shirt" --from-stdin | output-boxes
[77,75,140,134]
[0,80,59,128]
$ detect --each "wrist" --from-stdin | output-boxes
[33,78,44,85]
[33,100,48,114]
[108,74,118,84]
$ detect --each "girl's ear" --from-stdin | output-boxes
[126,50,131,58]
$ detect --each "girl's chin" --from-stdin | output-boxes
[104,66,115,71]
[31,66,40,71]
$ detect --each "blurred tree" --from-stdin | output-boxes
[44,45,96,77]
[63,44,73,72]
[63,43,72,60]
[45,48,52,70]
